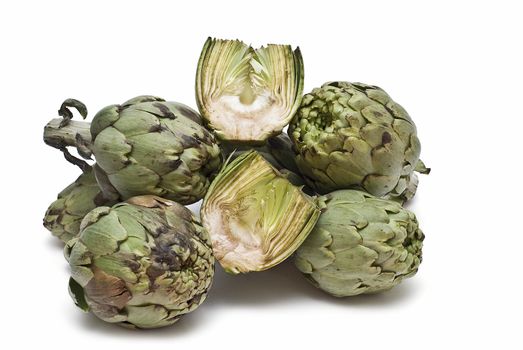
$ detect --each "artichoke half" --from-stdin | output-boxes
[196,38,304,142]
[43,168,115,243]
[201,150,321,274]
[219,133,306,187]
[65,196,214,329]
[90,96,222,204]
[295,190,424,297]
[289,82,429,202]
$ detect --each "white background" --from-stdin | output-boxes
[1,0,521,349]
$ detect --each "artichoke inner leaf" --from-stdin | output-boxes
[198,38,303,141]
[202,151,320,273]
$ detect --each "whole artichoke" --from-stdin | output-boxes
[201,150,321,274]
[289,82,429,201]
[89,95,222,204]
[196,38,304,142]
[295,190,424,297]
[65,196,214,329]
[43,168,115,243]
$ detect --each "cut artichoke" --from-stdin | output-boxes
[196,38,304,142]
[201,150,321,273]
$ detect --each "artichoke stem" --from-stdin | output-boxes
[44,118,92,149]
[44,118,93,171]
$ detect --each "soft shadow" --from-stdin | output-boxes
[45,235,66,250]
[205,260,421,308]
[204,260,318,308]
[313,280,422,308]
[72,259,420,335]
[75,307,213,338]
[402,195,418,209]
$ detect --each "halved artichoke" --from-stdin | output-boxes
[200,150,321,273]
[196,37,304,142]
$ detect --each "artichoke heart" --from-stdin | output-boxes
[196,38,304,142]
[201,150,321,274]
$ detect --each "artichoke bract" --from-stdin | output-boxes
[266,133,301,175]
[201,150,321,274]
[90,96,222,205]
[65,196,214,329]
[289,82,429,201]
[220,134,305,186]
[196,37,304,142]
[295,190,424,297]
[43,168,115,243]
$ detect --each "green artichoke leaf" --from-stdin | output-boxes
[90,97,222,205]
[289,81,429,202]
[43,169,116,243]
[295,189,424,297]
[66,196,215,329]
[196,37,304,142]
[201,150,321,274]
[68,278,89,312]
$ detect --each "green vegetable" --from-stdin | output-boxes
[289,82,429,201]
[266,133,301,175]
[196,38,304,142]
[200,150,321,274]
[65,195,214,329]
[90,96,222,204]
[43,168,115,243]
[220,134,306,187]
[295,190,424,297]
[44,96,222,205]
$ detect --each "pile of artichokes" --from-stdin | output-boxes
[43,37,429,330]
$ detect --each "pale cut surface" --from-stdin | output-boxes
[204,209,266,273]
[196,38,304,141]
[208,92,285,140]
[201,151,320,273]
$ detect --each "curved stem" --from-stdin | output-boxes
[43,118,92,149]
[44,99,93,171]
[58,99,88,127]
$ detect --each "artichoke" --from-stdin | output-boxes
[65,195,214,329]
[295,190,424,297]
[44,96,222,205]
[266,133,301,175]
[90,96,222,204]
[201,150,321,274]
[196,37,304,142]
[219,134,305,186]
[289,82,429,201]
[43,168,115,243]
